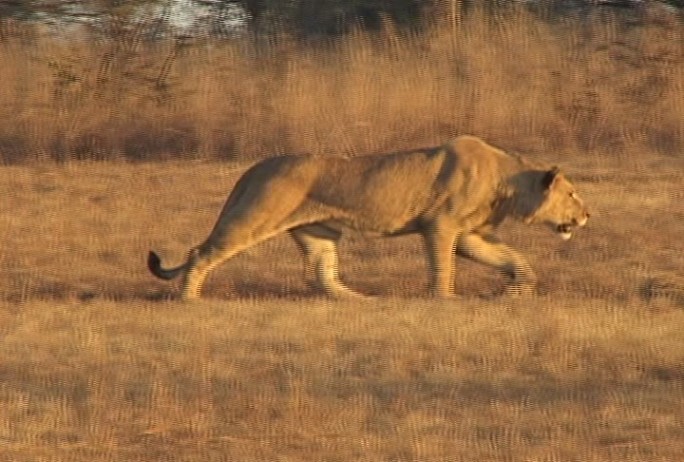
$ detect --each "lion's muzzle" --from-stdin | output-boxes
[556,212,589,240]
[556,223,574,240]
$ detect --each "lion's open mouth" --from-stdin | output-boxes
[556,223,573,240]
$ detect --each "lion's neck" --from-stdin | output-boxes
[494,155,543,223]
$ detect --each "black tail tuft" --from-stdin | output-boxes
[148,251,159,273]
[147,250,185,280]
[148,251,166,279]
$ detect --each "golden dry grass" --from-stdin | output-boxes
[1,155,683,460]
[1,7,684,461]
[0,7,683,163]
[2,297,683,461]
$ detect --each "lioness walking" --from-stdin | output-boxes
[148,135,589,300]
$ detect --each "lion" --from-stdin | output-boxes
[148,135,589,300]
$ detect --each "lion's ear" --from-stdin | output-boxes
[542,166,561,190]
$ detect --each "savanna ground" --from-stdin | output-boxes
[2,6,684,461]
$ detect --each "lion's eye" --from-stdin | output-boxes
[569,191,577,199]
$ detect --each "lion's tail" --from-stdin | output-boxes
[147,251,186,280]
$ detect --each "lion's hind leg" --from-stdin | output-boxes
[180,244,233,300]
[290,225,367,299]
[179,166,327,300]
[456,233,537,296]
[181,212,305,300]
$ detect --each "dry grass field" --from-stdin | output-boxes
[1,156,683,461]
[1,6,684,461]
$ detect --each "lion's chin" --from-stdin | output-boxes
[556,224,573,240]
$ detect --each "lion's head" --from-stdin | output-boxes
[511,167,589,240]
[528,167,589,239]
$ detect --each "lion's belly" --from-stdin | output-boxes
[322,212,420,237]
[314,194,492,238]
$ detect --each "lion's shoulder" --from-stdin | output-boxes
[445,135,510,162]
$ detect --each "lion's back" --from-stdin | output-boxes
[233,136,516,234]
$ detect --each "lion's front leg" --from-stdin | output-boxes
[423,222,460,298]
[456,233,537,296]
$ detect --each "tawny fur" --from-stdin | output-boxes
[148,135,589,300]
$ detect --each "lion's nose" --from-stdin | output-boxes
[576,213,589,227]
